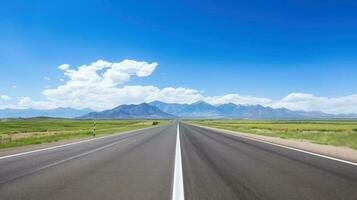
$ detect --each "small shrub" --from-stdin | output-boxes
[152,121,159,125]
[352,128,357,132]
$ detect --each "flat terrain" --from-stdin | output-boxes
[0,122,357,200]
[187,119,357,149]
[0,118,168,149]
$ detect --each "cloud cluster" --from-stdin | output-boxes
[3,59,357,114]
[41,59,158,110]
[205,94,273,105]
[1,95,10,101]
[271,93,357,114]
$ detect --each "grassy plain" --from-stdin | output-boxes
[187,119,357,149]
[0,118,169,149]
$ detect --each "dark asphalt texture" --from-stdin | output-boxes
[0,124,176,200]
[0,122,357,200]
[180,123,357,200]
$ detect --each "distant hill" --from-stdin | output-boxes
[80,103,175,119]
[2,101,355,119]
[149,101,188,116]
[0,108,94,119]
[149,101,357,119]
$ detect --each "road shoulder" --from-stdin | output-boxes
[0,125,164,158]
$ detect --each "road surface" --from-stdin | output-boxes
[0,122,357,200]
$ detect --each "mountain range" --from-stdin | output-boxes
[81,101,357,119]
[1,101,356,119]
[80,103,175,119]
[148,101,357,119]
[0,108,93,118]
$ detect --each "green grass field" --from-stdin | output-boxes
[187,119,357,149]
[0,118,169,149]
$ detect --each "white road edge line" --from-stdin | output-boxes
[172,123,185,200]
[0,126,154,160]
[196,124,357,167]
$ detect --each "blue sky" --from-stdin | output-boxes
[1,0,357,113]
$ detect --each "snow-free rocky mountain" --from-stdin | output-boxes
[1,101,356,119]
[149,101,357,119]
[80,103,175,119]
[0,108,93,118]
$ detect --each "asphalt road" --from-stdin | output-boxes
[1,122,357,200]
[180,123,357,200]
[0,124,176,200]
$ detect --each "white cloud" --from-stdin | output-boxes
[39,59,159,110]
[4,59,357,114]
[1,95,10,100]
[44,76,51,81]
[58,64,70,71]
[17,97,56,110]
[147,87,204,104]
[41,85,203,110]
[206,93,357,114]
[205,94,272,105]
[271,93,357,114]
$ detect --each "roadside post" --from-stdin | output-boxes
[93,120,96,137]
